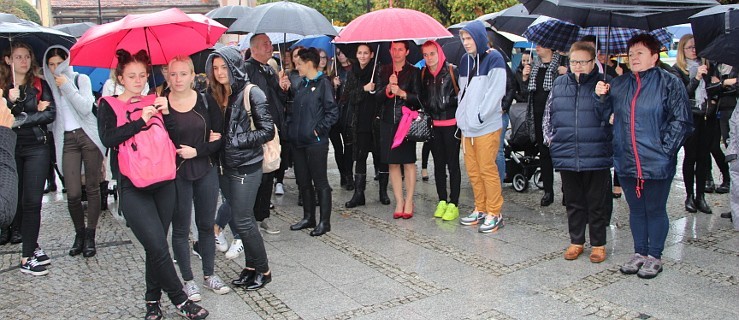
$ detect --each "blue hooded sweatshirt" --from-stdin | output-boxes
[455,20,507,138]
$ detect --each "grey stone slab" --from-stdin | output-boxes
[334,274,417,306]
[662,243,739,277]
[276,286,362,320]
[350,305,428,320]
[715,235,739,253]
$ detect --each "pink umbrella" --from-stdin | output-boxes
[333,8,452,43]
[70,8,227,68]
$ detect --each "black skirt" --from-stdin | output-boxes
[379,121,416,164]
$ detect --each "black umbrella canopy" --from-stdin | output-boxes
[690,4,739,67]
[52,22,97,38]
[0,13,22,23]
[485,4,540,35]
[0,22,76,65]
[444,21,513,62]
[227,1,337,36]
[205,5,252,28]
[519,0,720,30]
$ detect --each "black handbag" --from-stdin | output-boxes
[406,110,432,142]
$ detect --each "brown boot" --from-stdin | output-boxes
[564,244,584,260]
[590,246,607,263]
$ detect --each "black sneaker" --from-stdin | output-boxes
[177,300,209,319]
[33,247,51,266]
[145,301,163,320]
[20,257,49,276]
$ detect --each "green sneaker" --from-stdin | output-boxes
[434,201,448,218]
[442,203,459,221]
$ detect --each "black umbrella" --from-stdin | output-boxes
[484,4,540,36]
[445,21,514,62]
[0,21,76,68]
[190,43,225,74]
[0,13,22,23]
[205,5,251,28]
[690,4,739,68]
[52,22,97,38]
[227,1,337,36]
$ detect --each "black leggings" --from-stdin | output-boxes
[430,126,461,204]
[421,142,431,169]
[354,132,387,174]
[14,143,49,257]
[683,114,714,195]
[119,177,186,304]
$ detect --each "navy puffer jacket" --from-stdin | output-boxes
[596,67,692,181]
[547,68,613,171]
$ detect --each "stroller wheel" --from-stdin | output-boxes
[512,173,529,192]
[533,169,544,190]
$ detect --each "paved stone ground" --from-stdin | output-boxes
[1,146,737,320]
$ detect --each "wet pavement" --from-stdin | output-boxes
[0,146,737,319]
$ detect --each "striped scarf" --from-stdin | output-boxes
[528,53,561,92]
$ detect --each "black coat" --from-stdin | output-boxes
[244,58,287,132]
[343,62,380,135]
[4,78,56,145]
[375,62,421,124]
[287,73,339,148]
[0,127,17,228]
[420,62,458,121]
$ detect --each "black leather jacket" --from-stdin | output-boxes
[375,62,421,124]
[207,46,274,172]
[4,79,56,145]
[420,62,458,121]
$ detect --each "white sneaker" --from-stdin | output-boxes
[215,232,228,252]
[224,239,243,260]
[183,280,202,302]
[274,182,285,195]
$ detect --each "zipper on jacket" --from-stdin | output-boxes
[575,82,580,172]
[631,72,645,198]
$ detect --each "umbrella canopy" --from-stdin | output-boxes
[52,22,97,38]
[579,27,673,54]
[334,42,423,66]
[523,19,580,52]
[74,66,110,93]
[238,32,303,51]
[667,23,694,41]
[291,35,335,58]
[444,21,517,62]
[690,4,739,67]
[228,1,337,36]
[190,43,225,74]
[0,13,23,23]
[334,8,452,43]
[484,4,541,35]
[520,0,720,30]
[205,5,252,27]
[0,21,76,66]
[70,8,227,68]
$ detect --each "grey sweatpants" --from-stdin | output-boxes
[729,161,739,231]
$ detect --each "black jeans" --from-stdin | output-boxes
[254,171,274,222]
[62,130,103,230]
[534,107,554,194]
[561,170,613,246]
[119,177,186,304]
[354,132,387,174]
[683,114,714,195]
[430,126,461,204]
[329,125,347,176]
[293,143,331,192]
[220,168,270,273]
[421,141,432,169]
[172,167,219,281]
[14,143,49,257]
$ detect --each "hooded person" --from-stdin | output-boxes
[205,45,275,291]
[42,45,105,257]
[419,40,462,221]
[455,20,507,233]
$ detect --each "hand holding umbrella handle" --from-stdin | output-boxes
[596,81,610,103]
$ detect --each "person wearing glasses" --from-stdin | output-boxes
[544,41,613,263]
[1,41,56,276]
[673,34,716,214]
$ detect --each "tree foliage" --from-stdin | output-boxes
[0,0,42,25]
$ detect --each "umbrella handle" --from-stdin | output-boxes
[11,63,15,88]
[369,44,380,84]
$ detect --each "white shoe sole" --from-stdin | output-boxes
[20,268,49,276]
[208,286,231,295]
[187,293,202,302]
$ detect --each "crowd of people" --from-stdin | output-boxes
[1,20,738,319]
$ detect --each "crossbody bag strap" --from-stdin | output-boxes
[242,84,256,131]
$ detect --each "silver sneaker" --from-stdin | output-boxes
[274,182,285,195]
[478,215,504,233]
[260,218,280,234]
[637,256,663,279]
[183,280,202,302]
[619,254,647,275]
[204,275,231,295]
[460,211,486,226]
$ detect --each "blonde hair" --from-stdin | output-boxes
[167,55,195,74]
[675,34,694,74]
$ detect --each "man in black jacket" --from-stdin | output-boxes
[244,33,289,235]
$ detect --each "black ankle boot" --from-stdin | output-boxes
[378,172,391,205]
[344,174,355,191]
[100,181,109,211]
[69,228,85,256]
[540,192,554,206]
[310,189,332,237]
[685,193,697,213]
[345,174,366,208]
[232,268,256,286]
[0,228,9,245]
[339,174,348,189]
[291,188,316,230]
[297,192,303,206]
[705,179,716,193]
[44,180,57,194]
[695,194,712,214]
[9,227,22,244]
[715,180,730,194]
[83,228,96,257]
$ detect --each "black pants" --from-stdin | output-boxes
[220,168,270,273]
[534,107,554,194]
[274,140,292,184]
[719,106,734,145]
[329,126,348,177]
[294,143,331,192]
[561,170,613,246]
[14,143,49,257]
[254,171,275,222]
[172,167,219,281]
[683,114,714,195]
[119,177,186,304]
[354,132,387,174]
[430,126,461,204]
[62,130,104,230]
[707,116,730,182]
[421,141,431,169]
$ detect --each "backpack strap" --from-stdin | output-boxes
[242,84,257,131]
[448,64,459,95]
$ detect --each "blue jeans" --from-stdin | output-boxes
[620,176,672,259]
[496,112,510,185]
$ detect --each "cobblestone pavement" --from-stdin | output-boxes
[1,147,737,319]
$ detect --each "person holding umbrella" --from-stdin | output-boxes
[97,49,209,318]
[206,45,274,291]
[595,34,692,279]
[41,45,105,258]
[287,48,339,236]
[2,41,55,276]
[376,41,422,219]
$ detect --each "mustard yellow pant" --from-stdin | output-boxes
[462,130,503,216]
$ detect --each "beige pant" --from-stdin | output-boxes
[462,130,503,216]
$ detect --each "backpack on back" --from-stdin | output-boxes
[102,95,176,189]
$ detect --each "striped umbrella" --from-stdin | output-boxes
[522,19,580,52]
[579,27,673,54]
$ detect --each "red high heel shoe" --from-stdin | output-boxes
[402,204,414,219]
[393,202,404,219]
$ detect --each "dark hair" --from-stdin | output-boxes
[357,43,375,54]
[0,41,39,90]
[115,49,151,84]
[570,41,596,59]
[390,40,409,51]
[297,48,320,69]
[579,35,597,45]
[627,34,661,56]
[45,48,68,63]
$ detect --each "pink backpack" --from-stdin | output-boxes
[103,95,176,189]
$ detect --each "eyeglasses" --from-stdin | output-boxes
[569,59,594,66]
[685,46,696,51]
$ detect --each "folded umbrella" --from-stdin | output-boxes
[690,4,739,68]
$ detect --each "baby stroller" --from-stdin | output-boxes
[504,103,543,192]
